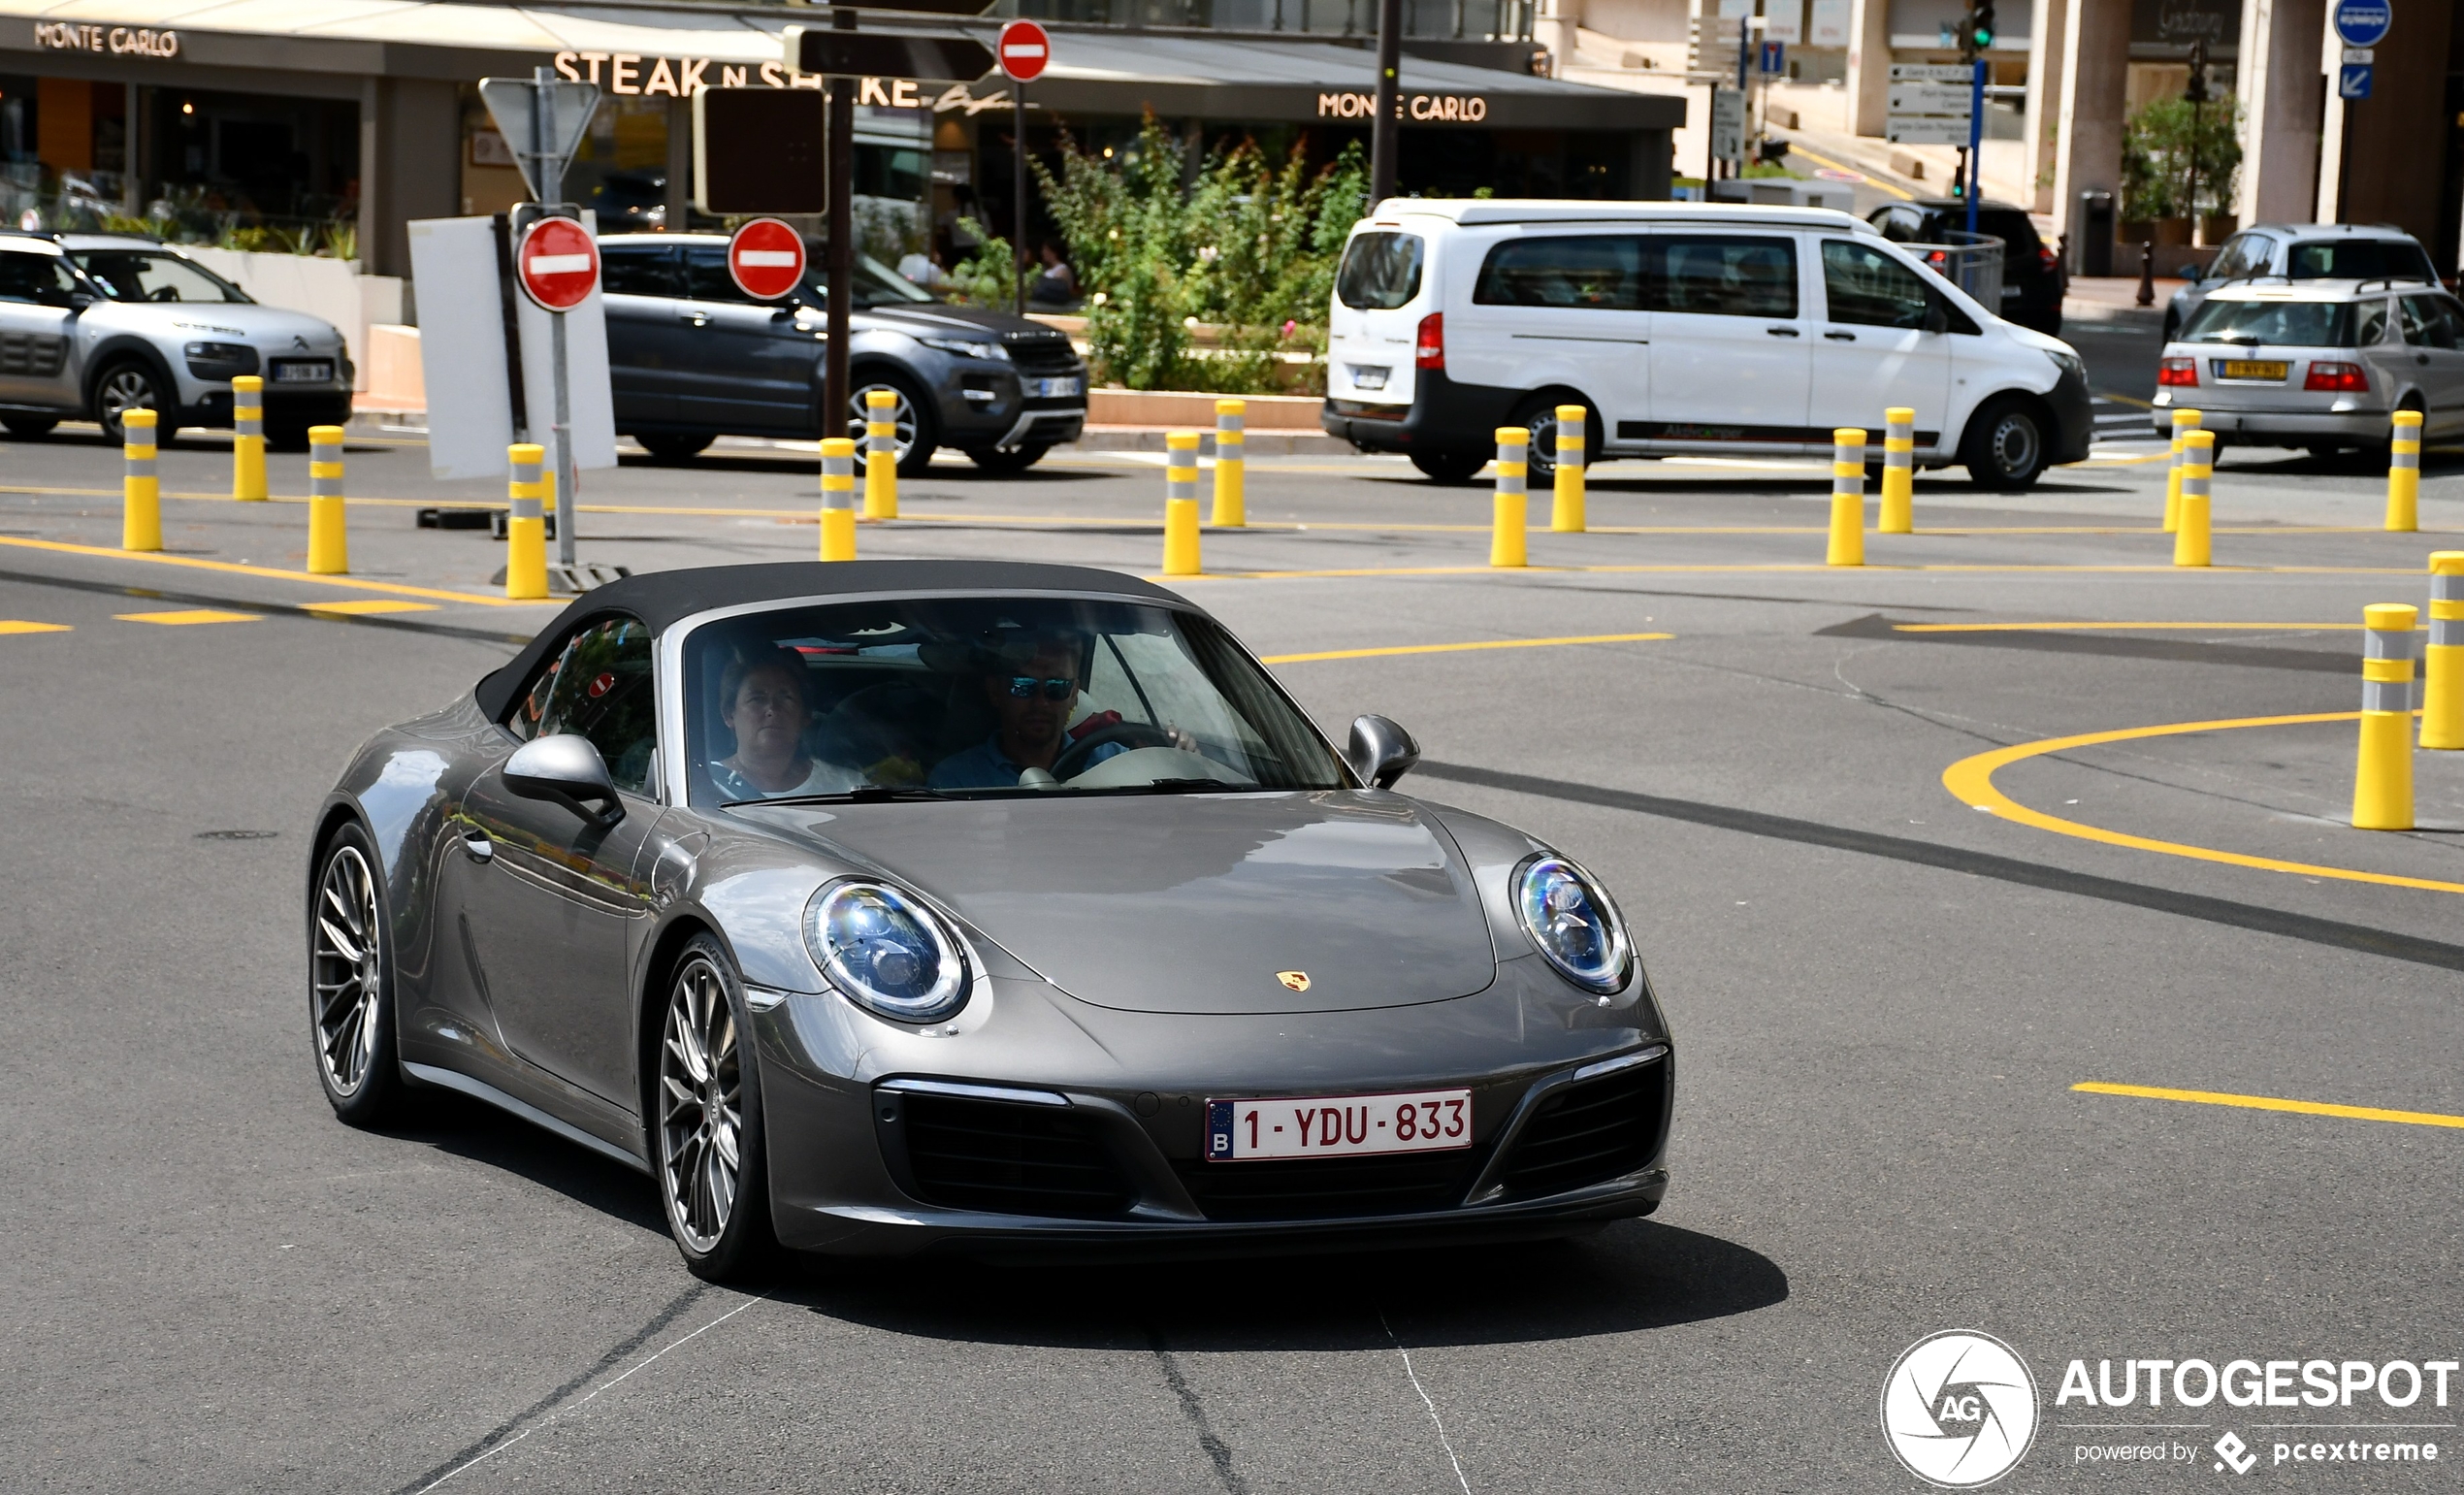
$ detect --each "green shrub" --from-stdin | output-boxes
[2123,94,2241,220]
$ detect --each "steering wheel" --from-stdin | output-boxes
[1051,721,1178,781]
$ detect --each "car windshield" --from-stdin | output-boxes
[804,253,940,309]
[68,250,249,304]
[684,597,1351,805]
[2286,239,2438,282]
[2179,298,2353,346]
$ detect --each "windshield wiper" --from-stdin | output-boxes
[1116,778,1242,795]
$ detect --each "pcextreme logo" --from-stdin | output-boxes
[1881,1331,2041,1487]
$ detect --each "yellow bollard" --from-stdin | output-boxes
[1163,431,1202,574]
[2352,602,2419,829]
[1212,400,1247,528]
[2163,407,2201,532]
[1490,427,1528,568]
[1826,428,1866,567]
[307,425,348,573]
[2171,431,2213,568]
[2424,552,2464,751]
[1878,406,1914,534]
[2385,409,2422,533]
[503,443,549,601]
[863,389,898,520]
[819,438,858,561]
[120,407,161,552]
[1551,405,1587,533]
[232,374,267,501]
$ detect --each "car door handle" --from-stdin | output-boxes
[2419,354,2431,365]
[1766,327,1800,338]
[679,311,711,327]
[1824,331,1857,341]
[461,830,495,864]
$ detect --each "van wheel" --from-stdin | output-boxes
[1961,396,2051,489]
[1509,393,1592,478]
[1409,448,1487,484]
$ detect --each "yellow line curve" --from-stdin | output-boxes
[2075,1082,2464,1131]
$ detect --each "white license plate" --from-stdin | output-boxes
[1206,1088,1472,1161]
[1026,374,1082,398]
[1349,364,1389,391]
[276,362,332,383]
[2000,286,2022,299]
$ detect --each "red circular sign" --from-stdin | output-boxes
[515,216,599,312]
[727,217,808,302]
[997,19,1050,82]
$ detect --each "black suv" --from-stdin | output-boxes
[1869,200,2064,336]
[598,234,1087,473]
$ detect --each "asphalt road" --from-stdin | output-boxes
[3,422,2459,1493]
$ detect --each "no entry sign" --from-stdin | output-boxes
[728,217,808,302]
[515,215,599,312]
[998,19,1050,82]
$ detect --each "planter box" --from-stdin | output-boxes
[1086,388,1324,429]
[358,324,424,413]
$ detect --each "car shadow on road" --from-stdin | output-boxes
[381,1089,669,1235]
[775,1219,1787,1350]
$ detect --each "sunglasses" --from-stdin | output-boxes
[1005,675,1075,701]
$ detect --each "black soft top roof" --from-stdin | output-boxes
[472,560,1186,720]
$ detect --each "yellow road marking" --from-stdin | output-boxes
[1783,142,1915,200]
[0,620,72,634]
[2096,391,2158,409]
[1941,710,2464,895]
[1261,633,1672,665]
[1160,562,2423,582]
[2075,1082,2464,1131]
[1897,620,2376,633]
[0,536,550,607]
[302,600,438,616]
[117,608,261,626]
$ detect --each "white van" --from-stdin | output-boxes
[1320,199,2091,488]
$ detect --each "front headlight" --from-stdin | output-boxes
[917,335,1009,362]
[2045,349,2085,383]
[1514,855,1632,994]
[802,881,971,1023]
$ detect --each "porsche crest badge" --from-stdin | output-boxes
[1276,970,1311,991]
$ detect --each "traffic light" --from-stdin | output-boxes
[1971,0,1994,49]
[2185,39,2210,104]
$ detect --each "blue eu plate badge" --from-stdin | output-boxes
[1206,1099,1236,1160]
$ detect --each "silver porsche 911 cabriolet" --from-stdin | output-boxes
[308,561,1672,1280]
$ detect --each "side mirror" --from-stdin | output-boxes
[1924,300,1950,336]
[504,733,624,824]
[1347,714,1420,790]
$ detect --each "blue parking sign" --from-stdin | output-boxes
[2340,62,2373,100]
[1760,41,1785,74]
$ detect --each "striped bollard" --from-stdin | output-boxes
[1163,431,1202,574]
[2172,431,2213,568]
[1491,427,1528,568]
[1878,406,1915,534]
[1551,405,1586,533]
[2385,409,2422,533]
[121,407,161,552]
[504,443,549,601]
[307,425,347,573]
[2352,602,2418,830]
[819,438,857,561]
[863,389,898,520]
[2424,552,2464,751]
[2163,407,2201,533]
[1826,428,1865,568]
[232,374,267,501]
[1212,400,1247,527]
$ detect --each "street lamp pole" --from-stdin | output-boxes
[1370,0,1402,204]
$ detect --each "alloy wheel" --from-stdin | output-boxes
[659,955,743,1255]
[98,367,158,430]
[848,382,919,463]
[310,844,384,1097]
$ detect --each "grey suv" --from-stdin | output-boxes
[2164,224,2441,343]
[0,230,353,446]
[599,234,1087,474]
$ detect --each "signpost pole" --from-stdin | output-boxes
[1013,77,1027,317]
[1370,0,1402,203]
[531,65,579,570]
[1965,57,1982,238]
[826,9,855,444]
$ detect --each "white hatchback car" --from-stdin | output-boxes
[1320,200,2091,488]
[2152,279,2464,452]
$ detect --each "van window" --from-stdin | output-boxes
[2287,239,2439,283]
[1645,236,1798,319]
[1820,240,1933,328]
[1473,236,1644,309]
[1336,233,1425,310]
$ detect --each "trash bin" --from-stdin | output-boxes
[2076,191,2115,277]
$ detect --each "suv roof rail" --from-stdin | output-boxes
[0,226,61,244]
[2353,275,2437,292]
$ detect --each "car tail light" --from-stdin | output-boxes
[1925,249,1947,270]
[1414,312,1443,371]
[2037,244,2059,274]
[2157,357,2198,386]
[2304,361,2369,392]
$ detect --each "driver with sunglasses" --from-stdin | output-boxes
[928,632,1175,789]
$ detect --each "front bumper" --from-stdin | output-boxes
[179,386,353,431]
[753,972,1673,1258]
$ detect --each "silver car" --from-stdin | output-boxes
[2152,279,2464,451]
[2161,223,2441,344]
[0,230,353,447]
[309,561,1673,1280]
